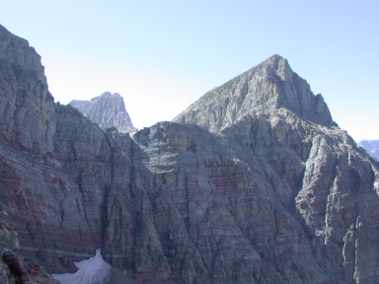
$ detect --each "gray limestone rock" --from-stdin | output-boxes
[0,25,56,154]
[174,54,335,133]
[0,24,379,284]
[70,92,136,133]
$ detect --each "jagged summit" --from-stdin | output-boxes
[92,91,122,101]
[1,24,379,284]
[174,54,335,132]
[70,92,136,133]
[256,54,293,80]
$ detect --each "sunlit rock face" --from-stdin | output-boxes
[174,54,335,133]
[0,24,379,284]
[70,92,136,133]
[360,140,379,161]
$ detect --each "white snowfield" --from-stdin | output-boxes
[53,249,111,284]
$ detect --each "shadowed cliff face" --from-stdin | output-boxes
[0,25,56,153]
[0,24,379,284]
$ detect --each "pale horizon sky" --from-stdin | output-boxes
[1,1,378,141]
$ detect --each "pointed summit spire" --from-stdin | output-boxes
[260,54,293,81]
[174,55,335,132]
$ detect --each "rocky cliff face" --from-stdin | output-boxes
[0,25,56,154]
[0,25,379,284]
[70,92,136,133]
[174,55,335,133]
[360,140,379,161]
[0,219,59,284]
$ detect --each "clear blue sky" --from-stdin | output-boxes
[1,0,378,140]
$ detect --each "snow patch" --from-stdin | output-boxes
[53,249,111,284]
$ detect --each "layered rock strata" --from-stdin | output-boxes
[0,25,378,283]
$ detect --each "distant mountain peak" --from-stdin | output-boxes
[360,140,379,161]
[93,91,121,99]
[70,92,136,133]
[174,55,335,132]
[90,92,124,104]
[2,24,379,284]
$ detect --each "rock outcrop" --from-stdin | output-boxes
[0,25,56,153]
[0,220,59,284]
[0,25,379,284]
[70,92,136,133]
[360,140,379,161]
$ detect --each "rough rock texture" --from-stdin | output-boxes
[360,140,379,161]
[0,25,56,154]
[0,220,59,284]
[70,92,136,133]
[174,55,335,132]
[0,25,379,284]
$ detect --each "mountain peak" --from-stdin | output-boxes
[258,54,293,80]
[360,140,379,161]
[0,24,45,80]
[263,54,288,64]
[90,92,123,103]
[2,24,379,284]
[70,92,136,133]
[174,55,335,132]
[96,91,122,98]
